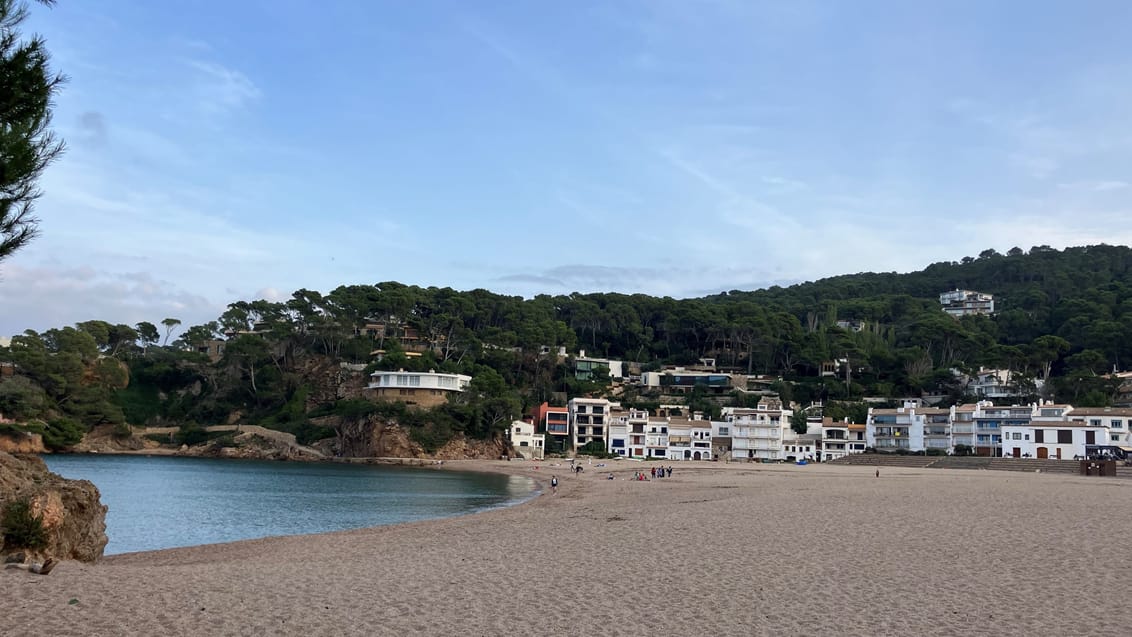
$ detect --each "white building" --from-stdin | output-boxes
[1067,407,1132,445]
[1000,422,1108,460]
[971,403,1031,456]
[866,403,951,453]
[608,408,649,458]
[939,289,995,317]
[950,403,979,451]
[367,369,472,408]
[820,419,867,461]
[574,350,624,381]
[569,398,615,452]
[666,416,713,461]
[966,367,1041,400]
[723,399,791,461]
[507,420,545,460]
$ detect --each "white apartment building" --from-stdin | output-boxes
[966,367,1042,400]
[950,403,979,451]
[820,419,867,461]
[666,416,713,461]
[569,398,615,452]
[507,420,545,460]
[939,289,995,317]
[722,400,791,461]
[971,403,1031,456]
[866,403,950,453]
[644,416,671,459]
[1067,407,1132,444]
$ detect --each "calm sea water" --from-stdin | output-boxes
[43,455,536,555]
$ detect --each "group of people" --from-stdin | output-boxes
[629,466,673,481]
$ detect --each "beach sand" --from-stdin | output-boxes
[6,460,1131,636]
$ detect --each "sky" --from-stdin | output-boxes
[3,0,1132,338]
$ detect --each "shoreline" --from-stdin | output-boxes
[8,460,1130,636]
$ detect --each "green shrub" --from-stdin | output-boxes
[42,417,85,450]
[2,499,48,550]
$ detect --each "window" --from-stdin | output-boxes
[1034,430,1044,443]
[1090,419,1102,426]
[1012,432,1022,440]
[718,427,729,436]
[1111,420,1124,429]
[1057,430,1072,444]
[1085,431,1095,445]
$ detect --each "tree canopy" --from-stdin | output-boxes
[0,0,64,263]
[3,245,1132,448]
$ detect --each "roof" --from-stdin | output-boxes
[1002,422,1106,429]
[1068,407,1132,417]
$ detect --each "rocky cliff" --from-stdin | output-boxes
[0,451,108,562]
[0,431,46,454]
[327,414,511,459]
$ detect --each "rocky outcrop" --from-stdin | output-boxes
[0,451,108,562]
[0,431,46,455]
[433,435,511,460]
[176,427,325,462]
[328,416,425,458]
[326,414,512,460]
[72,424,162,454]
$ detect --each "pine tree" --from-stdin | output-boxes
[0,0,64,262]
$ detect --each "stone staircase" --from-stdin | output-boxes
[829,454,1132,478]
[829,454,937,469]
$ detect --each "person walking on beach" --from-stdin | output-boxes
[551,475,558,494]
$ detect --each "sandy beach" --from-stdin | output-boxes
[6,460,1131,636]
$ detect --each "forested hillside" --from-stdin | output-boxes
[3,244,1130,450]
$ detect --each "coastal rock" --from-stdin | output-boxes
[72,424,162,454]
[0,451,108,562]
[0,431,46,455]
[329,414,510,460]
[178,428,324,462]
[433,435,510,460]
[330,417,425,458]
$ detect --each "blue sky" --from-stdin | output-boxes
[3,0,1131,338]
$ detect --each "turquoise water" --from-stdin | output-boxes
[43,455,535,555]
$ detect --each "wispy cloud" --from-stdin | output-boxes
[185,59,261,115]
[1056,180,1129,192]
